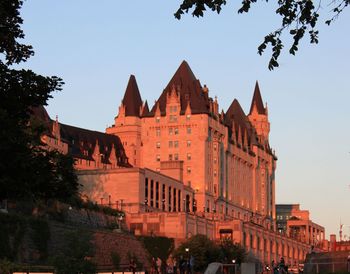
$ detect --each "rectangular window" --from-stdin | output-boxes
[168,186,172,211]
[187,127,191,134]
[169,128,173,135]
[168,154,173,161]
[186,114,191,121]
[156,142,160,148]
[150,180,154,207]
[173,188,177,211]
[156,128,161,136]
[169,141,173,148]
[174,128,179,135]
[156,154,160,161]
[162,184,166,211]
[174,153,179,161]
[156,116,160,123]
[187,140,191,147]
[187,167,191,174]
[187,153,191,160]
[145,178,148,204]
[170,115,177,122]
[174,141,178,148]
[156,181,159,208]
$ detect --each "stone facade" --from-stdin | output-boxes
[102,61,315,265]
[39,61,324,266]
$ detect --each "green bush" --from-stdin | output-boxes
[50,230,96,274]
[28,218,50,261]
[0,258,16,274]
[127,251,143,270]
[0,213,26,261]
[110,251,121,269]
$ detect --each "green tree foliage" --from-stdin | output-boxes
[140,236,174,262]
[175,0,349,70]
[0,213,26,261]
[0,0,79,202]
[219,238,246,264]
[51,230,96,274]
[174,235,247,272]
[0,258,16,274]
[174,234,220,272]
[110,251,121,269]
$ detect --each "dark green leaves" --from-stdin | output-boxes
[175,0,348,70]
[174,0,227,19]
[0,1,78,203]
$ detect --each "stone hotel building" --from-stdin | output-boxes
[41,61,325,265]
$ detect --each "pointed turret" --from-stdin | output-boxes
[248,81,270,144]
[122,75,143,117]
[249,81,266,115]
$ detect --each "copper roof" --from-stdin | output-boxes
[249,81,266,115]
[59,123,130,167]
[148,60,210,116]
[31,106,130,167]
[122,75,143,117]
[225,99,257,146]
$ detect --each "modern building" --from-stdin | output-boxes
[276,204,325,250]
[329,234,350,252]
[39,61,323,266]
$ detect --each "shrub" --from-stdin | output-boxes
[110,251,121,269]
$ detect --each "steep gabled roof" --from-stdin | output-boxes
[122,75,143,117]
[59,123,130,167]
[148,60,210,116]
[225,99,257,146]
[249,81,265,115]
[30,106,53,136]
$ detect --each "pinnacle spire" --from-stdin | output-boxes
[141,100,149,116]
[249,81,266,115]
[122,75,143,117]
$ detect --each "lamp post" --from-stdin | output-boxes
[232,259,236,274]
[185,248,192,274]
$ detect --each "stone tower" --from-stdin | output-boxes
[106,75,148,167]
[248,81,270,145]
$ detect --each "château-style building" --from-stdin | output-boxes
[40,61,324,266]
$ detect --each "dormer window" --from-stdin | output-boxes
[170,115,177,122]
[170,106,177,113]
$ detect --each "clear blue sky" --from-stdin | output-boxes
[20,1,350,238]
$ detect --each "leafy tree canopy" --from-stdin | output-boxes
[140,236,174,262]
[174,235,220,272]
[0,0,79,203]
[175,0,349,70]
[174,235,247,272]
